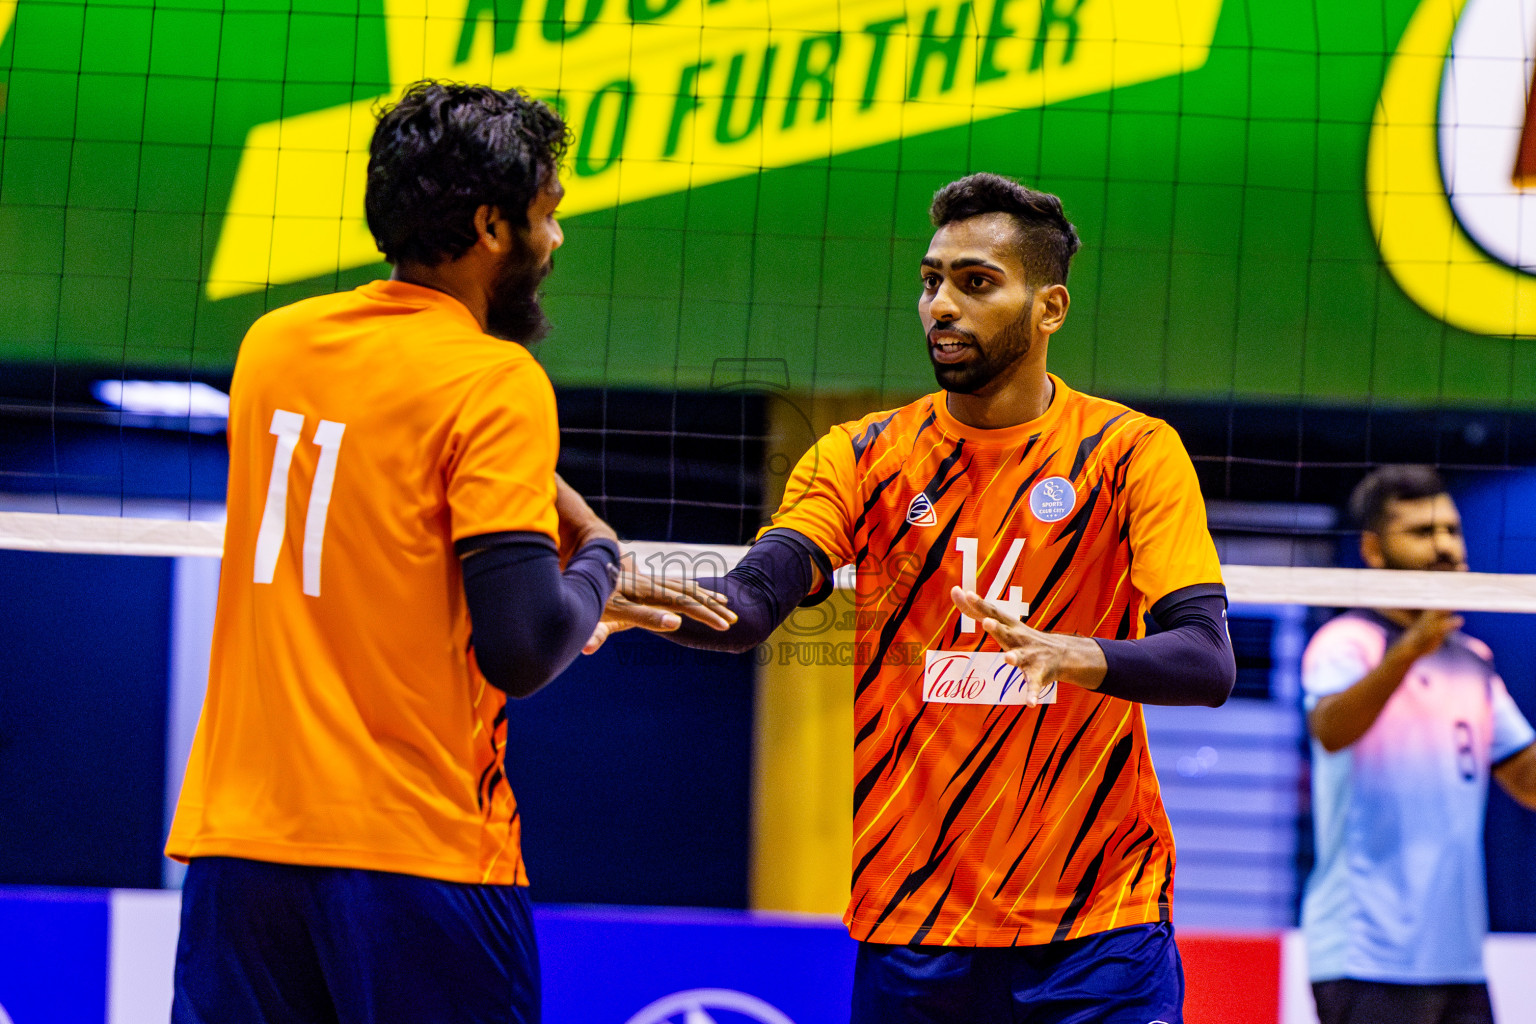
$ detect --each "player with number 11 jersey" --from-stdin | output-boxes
[167,277,557,884]
[161,83,735,1024]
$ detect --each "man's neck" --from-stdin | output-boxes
[945,362,1054,430]
[391,262,489,331]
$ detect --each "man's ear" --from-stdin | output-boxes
[474,204,508,254]
[1360,530,1387,569]
[1037,283,1070,336]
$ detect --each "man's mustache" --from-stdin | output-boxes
[928,324,978,345]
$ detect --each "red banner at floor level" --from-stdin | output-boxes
[1181,933,1284,1024]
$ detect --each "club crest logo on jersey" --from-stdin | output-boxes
[906,491,938,527]
[1029,476,1077,523]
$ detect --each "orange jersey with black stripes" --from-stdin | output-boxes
[167,280,559,886]
[766,374,1222,946]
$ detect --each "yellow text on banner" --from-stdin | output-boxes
[206,0,1225,298]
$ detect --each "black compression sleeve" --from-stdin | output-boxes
[1093,585,1236,707]
[458,534,619,698]
[665,529,825,654]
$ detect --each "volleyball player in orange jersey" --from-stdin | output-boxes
[611,174,1237,1022]
[166,82,729,1024]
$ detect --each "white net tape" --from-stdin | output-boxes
[0,511,225,559]
[4,511,1535,613]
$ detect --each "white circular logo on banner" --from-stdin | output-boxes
[0,1001,13,1024]
[1440,0,1536,272]
[625,987,797,1024]
[1370,0,1536,334]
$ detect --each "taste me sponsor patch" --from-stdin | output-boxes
[923,650,1058,705]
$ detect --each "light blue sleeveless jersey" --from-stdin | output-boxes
[1301,610,1535,983]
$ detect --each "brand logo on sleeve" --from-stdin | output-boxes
[1029,476,1076,523]
[906,491,938,527]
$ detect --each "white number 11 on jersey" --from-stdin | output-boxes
[252,409,347,596]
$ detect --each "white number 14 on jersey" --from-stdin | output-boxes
[954,536,1030,631]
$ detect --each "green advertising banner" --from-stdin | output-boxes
[2,0,1534,406]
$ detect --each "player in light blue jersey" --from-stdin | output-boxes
[1301,465,1536,1024]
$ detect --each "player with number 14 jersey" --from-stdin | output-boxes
[775,370,1222,946]
[645,173,1237,1023]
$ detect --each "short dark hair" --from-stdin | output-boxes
[366,80,569,266]
[929,173,1082,286]
[1349,464,1448,533]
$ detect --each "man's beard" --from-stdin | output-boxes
[928,311,1033,394]
[485,242,553,344]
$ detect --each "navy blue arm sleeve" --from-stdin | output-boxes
[665,528,830,654]
[1093,584,1236,707]
[457,532,619,698]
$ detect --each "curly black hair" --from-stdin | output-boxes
[1349,465,1449,534]
[366,80,569,266]
[929,173,1081,286]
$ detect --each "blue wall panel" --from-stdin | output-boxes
[1455,470,1536,932]
[506,633,756,908]
[0,551,170,889]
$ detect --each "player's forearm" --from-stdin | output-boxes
[1493,743,1536,811]
[460,536,619,697]
[1090,590,1235,707]
[665,532,820,654]
[1308,643,1418,753]
[666,573,779,653]
[1047,635,1109,690]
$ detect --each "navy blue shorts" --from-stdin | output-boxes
[172,856,539,1024]
[1312,979,1494,1024]
[851,922,1184,1024]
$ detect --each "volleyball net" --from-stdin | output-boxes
[4,0,1536,590]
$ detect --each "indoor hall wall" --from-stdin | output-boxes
[1455,469,1536,932]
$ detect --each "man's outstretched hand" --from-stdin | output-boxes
[949,586,1108,704]
[554,475,735,652]
[583,561,736,654]
[1395,608,1462,662]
